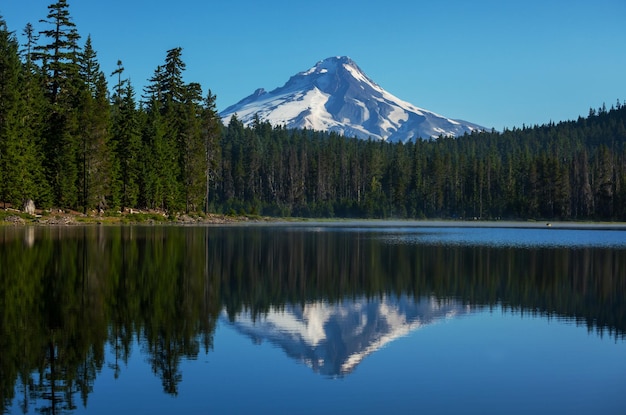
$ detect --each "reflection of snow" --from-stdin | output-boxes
[224,295,471,377]
[341,317,420,374]
[235,302,332,347]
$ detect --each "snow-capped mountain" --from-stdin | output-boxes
[220,56,486,142]
[223,295,471,377]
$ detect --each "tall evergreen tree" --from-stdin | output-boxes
[140,97,179,210]
[179,82,205,212]
[35,0,80,104]
[201,90,222,213]
[0,18,23,207]
[35,0,83,208]
[76,35,112,213]
[0,19,46,209]
[110,59,125,106]
[111,81,141,211]
[140,47,195,212]
[20,22,51,207]
[162,47,186,107]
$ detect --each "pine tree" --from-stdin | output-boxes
[35,0,80,104]
[110,59,125,106]
[0,18,23,207]
[77,35,112,213]
[35,0,83,208]
[179,82,205,212]
[139,47,193,212]
[20,22,51,207]
[162,47,186,107]
[0,19,45,210]
[201,90,222,213]
[111,81,141,211]
[141,98,179,211]
[594,145,615,218]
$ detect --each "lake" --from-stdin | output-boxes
[1,222,625,414]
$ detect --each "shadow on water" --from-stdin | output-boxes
[0,224,625,412]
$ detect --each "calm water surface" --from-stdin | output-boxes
[1,223,625,414]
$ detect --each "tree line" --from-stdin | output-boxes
[0,1,221,215]
[218,106,626,220]
[1,1,626,220]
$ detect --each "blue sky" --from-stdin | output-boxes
[1,0,625,130]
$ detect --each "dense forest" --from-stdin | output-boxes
[1,1,626,220]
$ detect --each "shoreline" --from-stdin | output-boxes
[2,210,626,230]
[0,210,262,226]
[234,219,626,230]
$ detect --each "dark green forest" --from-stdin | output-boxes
[1,1,626,220]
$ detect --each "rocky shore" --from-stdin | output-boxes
[0,208,269,226]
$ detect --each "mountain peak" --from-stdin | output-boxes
[220,58,485,142]
[315,55,356,69]
[325,55,353,63]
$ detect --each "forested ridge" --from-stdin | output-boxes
[1,1,625,220]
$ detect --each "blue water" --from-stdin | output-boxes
[378,226,626,248]
[73,308,626,415]
[3,224,626,414]
[270,221,626,248]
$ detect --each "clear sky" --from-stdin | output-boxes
[1,0,625,130]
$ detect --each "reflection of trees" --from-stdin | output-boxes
[0,226,220,411]
[0,228,49,413]
[29,227,107,414]
[211,227,626,338]
[107,227,137,380]
[136,227,215,395]
[1,226,625,412]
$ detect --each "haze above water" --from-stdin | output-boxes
[1,223,625,414]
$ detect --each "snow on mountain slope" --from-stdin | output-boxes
[220,56,486,142]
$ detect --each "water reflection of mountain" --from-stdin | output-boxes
[225,296,470,377]
[1,226,626,413]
